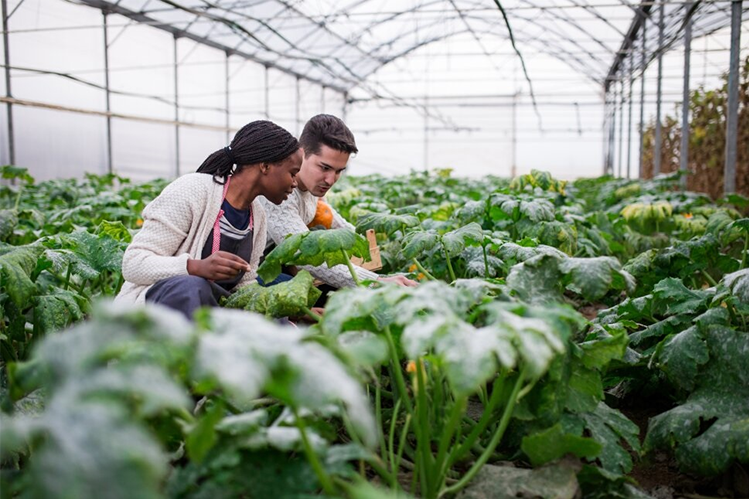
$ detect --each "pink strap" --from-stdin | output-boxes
[211,176,254,255]
[211,177,231,255]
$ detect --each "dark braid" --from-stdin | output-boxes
[197,120,299,183]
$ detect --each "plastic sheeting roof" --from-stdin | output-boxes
[73,0,746,98]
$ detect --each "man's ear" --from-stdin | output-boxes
[261,163,270,174]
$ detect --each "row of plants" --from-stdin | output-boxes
[0,167,747,498]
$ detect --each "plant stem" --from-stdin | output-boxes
[701,270,718,287]
[375,380,390,475]
[341,249,361,286]
[435,397,466,489]
[442,246,457,283]
[395,413,412,481]
[384,326,413,415]
[448,374,505,467]
[388,397,402,488]
[741,234,748,269]
[415,357,435,498]
[412,258,437,281]
[441,368,527,497]
[301,307,322,323]
[292,406,335,495]
[482,245,490,277]
[14,185,23,210]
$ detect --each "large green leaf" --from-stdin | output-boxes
[506,254,564,304]
[722,268,749,304]
[0,208,18,242]
[651,277,713,316]
[645,325,749,476]
[441,222,483,257]
[0,244,43,308]
[654,325,709,392]
[402,230,440,260]
[258,229,369,283]
[559,257,635,302]
[223,270,321,318]
[521,423,601,467]
[33,286,89,336]
[355,212,420,236]
[578,403,641,474]
[198,309,376,446]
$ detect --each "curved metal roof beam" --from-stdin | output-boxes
[350,16,605,84]
[343,0,618,61]
[352,26,605,90]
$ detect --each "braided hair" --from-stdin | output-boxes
[197,120,299,183]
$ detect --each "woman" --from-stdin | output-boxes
[116,120,302,319]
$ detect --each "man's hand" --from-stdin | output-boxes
[187,251,251,281]
[378,275,418,287]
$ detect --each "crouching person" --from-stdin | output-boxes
[115,120,302,320]
[260,114,417,289]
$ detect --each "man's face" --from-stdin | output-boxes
[296,144,350,197]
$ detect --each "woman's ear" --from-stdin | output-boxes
[261,163,270,174]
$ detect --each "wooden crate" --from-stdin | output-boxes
[350,229,382,271]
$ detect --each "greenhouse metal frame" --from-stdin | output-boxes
[1,0,747,188]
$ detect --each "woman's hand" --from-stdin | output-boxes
[187,251,251,281]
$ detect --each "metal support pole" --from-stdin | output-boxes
[2,0,15,165]
[423,96,429,171]
[173,35,180,177]
[723,0,742,195]
[295,76,300,136]
[618,79,624,178]
[103,11,113,174]
[511,92,517,178]
[602,94,609,175]
[224,52,230,144]
[627,53,634,179]
[264,65,269,120]
[654,0,664,176]
[610,86,617,175]
[320,86,325,114]
[342,91,348,121]
[639,18,647,179]
[679,3,692,191]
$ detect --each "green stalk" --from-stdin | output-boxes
[441,368,527,497]
[301,307,322,324]
[384,326,413,415]
[63,263,72,291]
[741,234,748,269]
[701,270,718,287]
[341,249,360,286]
[375,380,390,475]
[482,245,490,277]
[13,185,23,210]
[394,413,412,482]
[412,258,437,281]
[113,272,125,296]
[388,397,402,488]
[435,397,466,489]
[442,246,457,283]
[293,406,335,495]
[448,374,505,467]
[415,358,435,498]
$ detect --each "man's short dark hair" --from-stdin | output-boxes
[299,114,358,157]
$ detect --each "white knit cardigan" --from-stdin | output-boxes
[115,173,267,305]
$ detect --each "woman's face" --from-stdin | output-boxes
[264,148,303,204]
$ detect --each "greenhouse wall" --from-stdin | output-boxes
[1,0,346,181]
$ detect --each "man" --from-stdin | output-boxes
[261,114,417,288]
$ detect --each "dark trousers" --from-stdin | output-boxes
[145,275,230,321]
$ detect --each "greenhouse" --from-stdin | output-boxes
[0,0,748,498]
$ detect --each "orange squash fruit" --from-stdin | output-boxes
[309,199,334,229]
